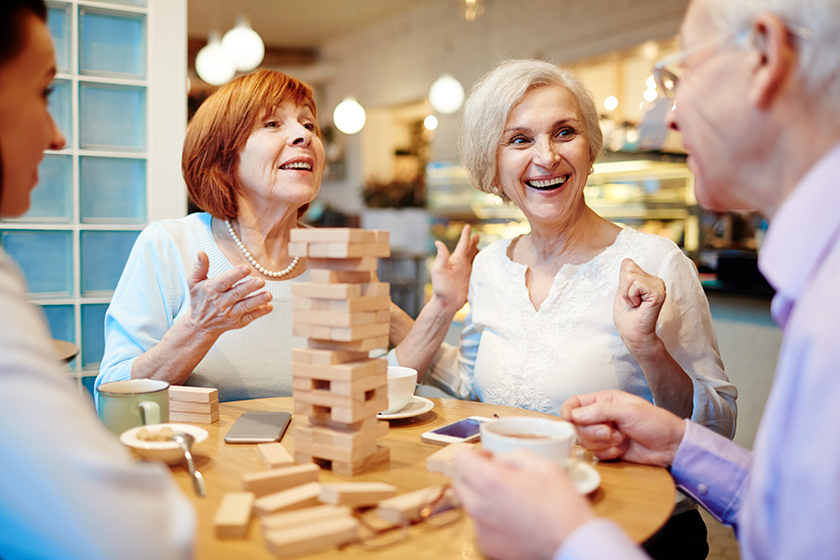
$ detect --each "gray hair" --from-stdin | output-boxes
[459,59,603,202]
[703,0,840,104]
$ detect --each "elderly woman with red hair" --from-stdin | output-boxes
[96,69,477,402]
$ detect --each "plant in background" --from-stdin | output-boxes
[362,175,426,209]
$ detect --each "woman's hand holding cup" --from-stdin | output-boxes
[185,251,273,340]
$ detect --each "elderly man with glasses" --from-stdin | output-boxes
[451,0,840,559]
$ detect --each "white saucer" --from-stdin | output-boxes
[568,459,601,495]
[378,396,435,420]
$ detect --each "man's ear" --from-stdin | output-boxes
[749,13,797,109]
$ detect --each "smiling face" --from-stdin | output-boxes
[495,84,592,227]
[236,100,325,213]
[0,11,66,217]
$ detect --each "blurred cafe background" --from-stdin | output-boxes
[0,5,778,551]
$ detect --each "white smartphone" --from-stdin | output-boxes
[420,416,495,446]
[224,412,292,444]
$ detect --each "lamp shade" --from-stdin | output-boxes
[195,31,235,86]
[333,98,366,135]
[221,15,265,72]
[429,74,465,114]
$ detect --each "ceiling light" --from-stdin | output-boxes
[463,0,484,21]
[333,97,366,134]
[604,96,618,111]
[221,15,265,72]
[643,88,658,102]
[646,75,656,89]
[424,115,439,130]
[195,31,236,86]
[429,74,465,115]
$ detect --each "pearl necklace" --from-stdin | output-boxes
[225,219,299,278]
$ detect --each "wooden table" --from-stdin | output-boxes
[171,397,675,559]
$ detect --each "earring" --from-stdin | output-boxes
[589,166,595,174]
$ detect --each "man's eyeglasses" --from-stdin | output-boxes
[653,24,811,99]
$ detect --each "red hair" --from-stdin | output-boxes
[182,69,319,219]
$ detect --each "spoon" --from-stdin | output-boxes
[172,433,206,498]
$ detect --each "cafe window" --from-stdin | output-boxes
[1,0,187,397]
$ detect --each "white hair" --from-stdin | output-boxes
[703,0,840,103]
[459,59,603,202]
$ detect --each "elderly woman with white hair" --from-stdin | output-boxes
[394,59,738,559]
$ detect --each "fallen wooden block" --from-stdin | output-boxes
[214,492,255,538]
[169,409,219,424]
[241,464,320,497]
[169,399,219,414]
[319,482,398,507]
[426,442,476,474]
[168,385,218,403]
[253,482,323,517]
[263,515,359,559]
[257,443,295,470]
[260,504,352,533]
[377,485,453,523]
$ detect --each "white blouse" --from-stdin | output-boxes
[425,227,737,437]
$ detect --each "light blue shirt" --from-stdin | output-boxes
[557,142,840,560]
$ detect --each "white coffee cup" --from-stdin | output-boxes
[480,417,576,467]
[383,366,417,414]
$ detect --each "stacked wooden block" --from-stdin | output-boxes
[288,228,392,476]
[169,386,219,424]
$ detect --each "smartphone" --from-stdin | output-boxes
[224,412,292,444]
[420,416,495,446]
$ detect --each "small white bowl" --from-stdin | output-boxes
[120,423,209,465]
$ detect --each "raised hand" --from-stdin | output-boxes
[613,258,667,353]
[560,390,686,466]
[429,224,480,312]
[185,251,273,339]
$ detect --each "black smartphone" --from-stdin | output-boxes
[224,412,292,444]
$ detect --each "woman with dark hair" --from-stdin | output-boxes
[96,69,478,402]
[0,1,194,558]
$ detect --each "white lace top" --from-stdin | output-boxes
[425,227,737,437]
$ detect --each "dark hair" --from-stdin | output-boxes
[182,69,319,220]
[0,0,47,200]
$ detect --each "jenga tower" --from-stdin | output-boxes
[288,228,392,476]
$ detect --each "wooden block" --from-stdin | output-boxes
[169,399,219,414]
[294,419,388,449]
[294,439,378,463]
[306,241,389,259]
[263,516,359,559]
[241,464,320,497]
[293,382,387,408]
[214,492,255,538]
[169,409,219,424]
[330,444,390,476]
[293,294,391,313]
[307,335,389,353]
[292,282,362,300]
[293,371,387,397]
[377,486,450,523]
[292,348,371,366]
[376,309,390,323]
[373,230,389,244]
[287,241,308,257]
[426,442,476,474]
[291,358,385,382]
[253,482,322,517]
[257,443,295,470]
[294,393,388,424]
[292,309,376,328]
[305,257,378,272]
[308,269,375,284]
[360,282,389,297]
[319,482,398,507]
[290,228,376,244]
[168,386,218,403]
[327,321,389,342]
[260,504,352,533]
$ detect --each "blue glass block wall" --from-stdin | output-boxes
[48,80,72,147]
[80,230,140,295]
[47,4,71,73]
[80,83,146,150]
[22,155,73,222]
[79,8,146,78]
[40,304,77,371]
[0,230,73,296]
[80,157,147,223]
[81,304,109,368]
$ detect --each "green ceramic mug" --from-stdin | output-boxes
[97,379,170,435]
